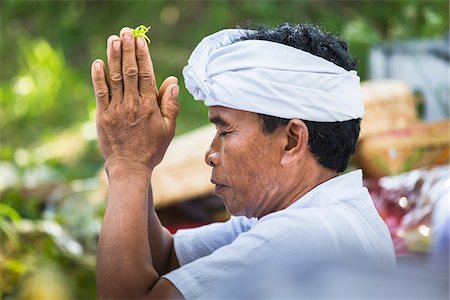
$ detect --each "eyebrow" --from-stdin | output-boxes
[209,116,228,127]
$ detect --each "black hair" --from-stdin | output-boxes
[233,23,361,173]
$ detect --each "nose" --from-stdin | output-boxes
[205,147,220,167]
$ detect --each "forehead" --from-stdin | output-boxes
[208,106,260,126]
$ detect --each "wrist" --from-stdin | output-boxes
[105,159,153,179]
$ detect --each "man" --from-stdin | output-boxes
[91,23,395,299]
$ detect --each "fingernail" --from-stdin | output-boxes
[172,85,179,98]
[94,61,101,70]
[137,37,145,48]
[113,40,121,50]
[123,31,132,41]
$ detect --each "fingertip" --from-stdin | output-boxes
[107,35,120,49]
[161,84,180,132]
[136,36,147,49]
[168,76,178,84]
[120,27,134,47]
[91,59,110,110]
[171,84,179,98]
[120,27,132,37]
[91,59,103,73]
[107,35,119,45]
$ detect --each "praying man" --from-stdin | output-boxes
[91,23,396,299]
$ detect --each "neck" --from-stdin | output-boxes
[259,161,337,218]
[283,166,337,209]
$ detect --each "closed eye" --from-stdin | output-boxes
[218,130,231,137]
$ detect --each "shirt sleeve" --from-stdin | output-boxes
[163,210,337,299]
[173,215,257,266]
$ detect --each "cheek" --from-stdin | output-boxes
[222,135,279,189]
[223,145,255,186]
[229,153,272,204]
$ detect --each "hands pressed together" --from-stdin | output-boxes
[91,27,183,299]
[91,27,179,174]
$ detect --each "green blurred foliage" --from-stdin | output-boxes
[0,0,448,298]
[1,0,448,150]
[1,38,93,155]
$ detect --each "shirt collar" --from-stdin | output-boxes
[287,169,364,210]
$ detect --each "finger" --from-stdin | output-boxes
[135,36,158,99]
[160,84,180,137]
[107,35,123,101]
[120,27,138,106]
[158,76,178,101]
[91,59,110,111]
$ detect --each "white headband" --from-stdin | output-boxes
[183,29,364,122]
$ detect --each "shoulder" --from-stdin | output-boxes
[251,206,362,251]
[256,206,340,232]
[249,207,340,245]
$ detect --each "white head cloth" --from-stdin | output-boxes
[183,29,364,122]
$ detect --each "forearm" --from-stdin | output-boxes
[92,26,182,298]
[147,196,178,275]
[97,166,159,299]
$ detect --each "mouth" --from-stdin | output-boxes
[211,178,226,193]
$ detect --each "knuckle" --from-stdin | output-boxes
[123,67,138,78]
[95,88,109,99]
[110,73,123,84]
[138,70,153,82]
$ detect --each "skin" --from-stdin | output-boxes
[91,27,182,299]
[91,27,337,299]
[206,106,337,218]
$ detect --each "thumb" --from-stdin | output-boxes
[160,84,180,136]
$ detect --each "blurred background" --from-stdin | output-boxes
[1,0,449,299]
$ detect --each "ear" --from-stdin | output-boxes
[280,119,309,166]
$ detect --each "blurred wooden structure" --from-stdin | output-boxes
[360,80,417,137]
[356,80,449,178]
[356,120,449,178]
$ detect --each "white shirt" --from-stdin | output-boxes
[162,170,396,299]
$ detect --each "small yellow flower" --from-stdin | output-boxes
[132,25,151,43]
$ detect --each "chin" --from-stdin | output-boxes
[225,204,253,218]
[222,201,244,217]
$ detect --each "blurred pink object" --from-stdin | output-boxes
[365,164,449,255]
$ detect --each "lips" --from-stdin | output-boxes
[211,178,227,194]
[211,178,222,185]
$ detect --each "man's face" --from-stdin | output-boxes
[206,106,285,218]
